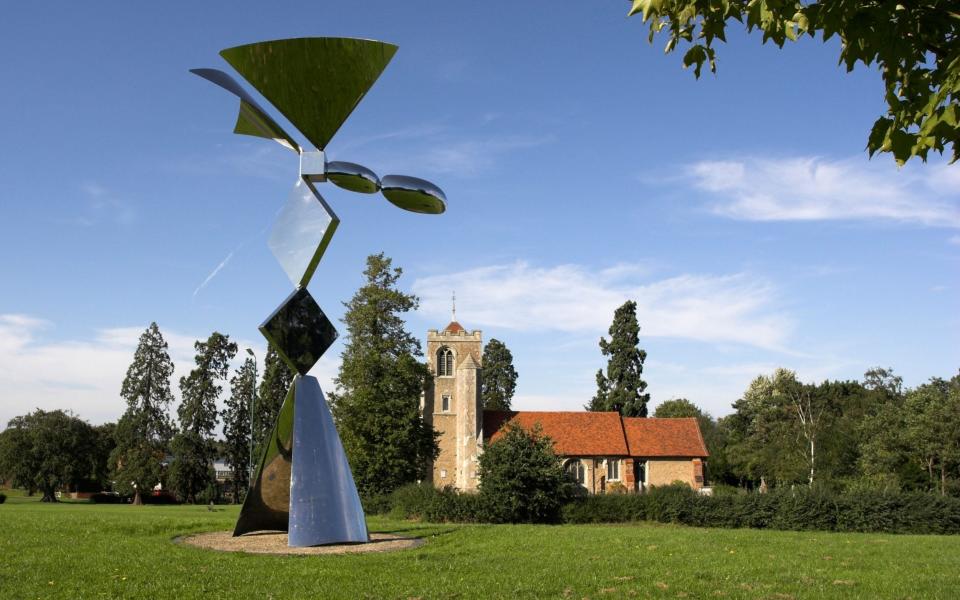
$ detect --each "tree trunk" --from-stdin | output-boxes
[942,463,948,496]
[808,436,816,486]
[40,488,58,502]
[132,490,143,505]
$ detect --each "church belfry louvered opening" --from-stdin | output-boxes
[437,346,454,377]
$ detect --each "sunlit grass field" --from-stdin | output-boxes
[1,494,958,599]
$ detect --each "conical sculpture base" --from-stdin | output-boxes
[233,375,368,547]
[233,383,295,536]
[289,376,368,547]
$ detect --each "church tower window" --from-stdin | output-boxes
[437,346,454,377]
[441,394,451,412]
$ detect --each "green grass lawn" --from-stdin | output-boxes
[1,495,958,599]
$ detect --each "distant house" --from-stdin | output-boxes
[422,319,709,493]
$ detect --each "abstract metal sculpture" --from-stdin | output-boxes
[192,37,445,546]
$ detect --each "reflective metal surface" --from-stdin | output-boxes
[193,37,448,545]
[289,376,369,547]
[268,179,339,288]
[300,150,326,183]
[233,381,295,536]
[326,161,380,194]
[381,175,447,214]
[259,287,338,376]
[190,68,300,152]
[220,38,397,150]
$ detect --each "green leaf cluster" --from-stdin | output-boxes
[628,0,960,164]
[222,356,256,502]
[109,322,176,499]
[477,422,577,523]
[169,332,237,503]
[0,409,103,502]
[253,344,294,461]
[588,300,650,417]
[329,253,439,496]
[481,338,518,411]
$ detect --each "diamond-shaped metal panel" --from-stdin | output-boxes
[268,179,339,289]
[259,287,338,376]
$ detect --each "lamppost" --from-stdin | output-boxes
[245,348,258,485]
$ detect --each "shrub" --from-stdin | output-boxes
[383,483,488,522]
[361,493,392,515]
[606,481,628,495]
[477,423,573,523]
[560,487,960,534]
[0,493,6,504]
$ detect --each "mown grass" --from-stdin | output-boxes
[1,495,958,599]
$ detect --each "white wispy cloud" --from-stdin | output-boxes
[687,156,960,228]
[0,315,341,429]
[192,250,235,299]
[412,261,792,350]
[72,181,136,227]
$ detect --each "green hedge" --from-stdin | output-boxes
[372,483,960,534]
[560,485,960,535]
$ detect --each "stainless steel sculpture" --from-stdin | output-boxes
[192,37,446,546]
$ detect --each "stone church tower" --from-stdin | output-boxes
[422,315,483,491]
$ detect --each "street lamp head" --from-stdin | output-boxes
[246,348,255,357]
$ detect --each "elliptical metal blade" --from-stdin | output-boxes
[326,161,380,194]
[381,174,446,214]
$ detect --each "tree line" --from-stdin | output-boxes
[0,254,478,503]
[4,254,954,502]
[651,368,960,496]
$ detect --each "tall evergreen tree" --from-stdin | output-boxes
[586,300,649,416]
[223,356,256,502]
[109,322,176,504]
[253,343,293,461]
[481,338,518,411]
[169,332,237,503]
[329,253,439,496]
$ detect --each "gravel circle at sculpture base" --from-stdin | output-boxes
[176,531,423,555]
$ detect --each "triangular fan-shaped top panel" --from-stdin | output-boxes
[220,37,398,150]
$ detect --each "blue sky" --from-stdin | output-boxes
[1,2,958,428]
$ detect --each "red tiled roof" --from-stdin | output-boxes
[482,411,709,458]
[443,321,465,333]
[623,417,709,458]
[483,411,629,456]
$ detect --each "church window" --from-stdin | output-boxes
[564,459,585,485]
[437,347,454,377]
[606,459,620,481]
[440,469,447,479]
[441,394,451,412]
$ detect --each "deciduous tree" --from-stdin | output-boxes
[478,422,574,523]
[0,410,99,502]
[627,0,960,164]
